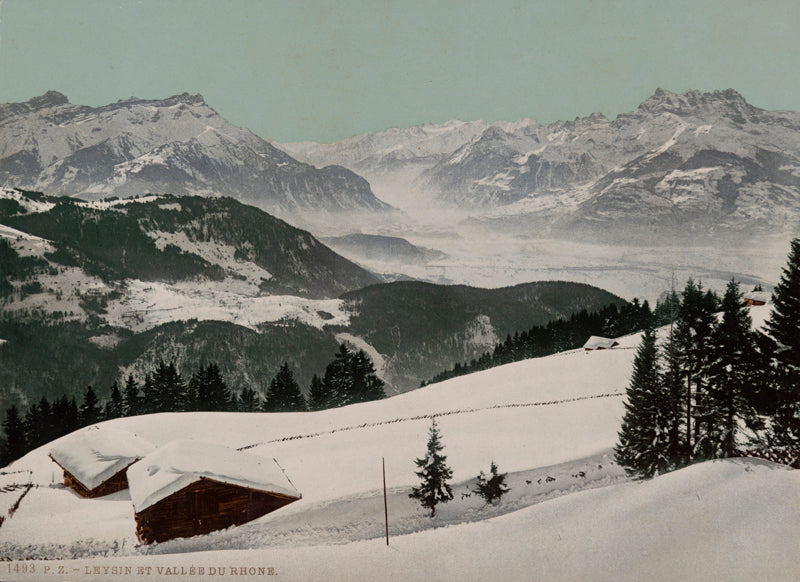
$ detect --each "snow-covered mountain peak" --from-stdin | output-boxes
[635,87,755,120]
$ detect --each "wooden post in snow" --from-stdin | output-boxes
[383,457,389,546]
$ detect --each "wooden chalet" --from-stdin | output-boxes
[583,336,619,351]
[49,426,155,498]
[742,291,770,306]
[127,439,301,544]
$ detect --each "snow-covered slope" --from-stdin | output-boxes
[1,306,792,581]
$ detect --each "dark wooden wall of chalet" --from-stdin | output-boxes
[62,465,132,498]
[135,477,299,544]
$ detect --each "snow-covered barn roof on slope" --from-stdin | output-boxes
[743,291,771,304]
[583,336,619,350]
[126,439,301,513]
[49,425,155,491]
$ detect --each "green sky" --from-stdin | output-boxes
[1,0,798,143]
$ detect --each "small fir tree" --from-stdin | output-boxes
[472,461,510,504]
[409,419,454,517]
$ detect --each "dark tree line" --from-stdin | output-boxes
[617,239,800,478]
[1,344,386,465]
[424,299,655,386]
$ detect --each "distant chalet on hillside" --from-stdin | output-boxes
[127,440,301,544]
[583,336,620,351]
[49,426,155,498]
[743,291,771,306]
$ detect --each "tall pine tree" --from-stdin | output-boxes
[701,279,758,458]
[2,405,26,464]
[674,279,718,462]
[764,238,800,446]
[322,345,354,408]
[616,327,676,478]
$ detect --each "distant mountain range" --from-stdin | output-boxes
[5,88,797,243]
[0,92,397,232]
[282,89,800,242]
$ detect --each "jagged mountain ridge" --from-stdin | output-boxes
[279,89,800,241]
[0,92,396,229]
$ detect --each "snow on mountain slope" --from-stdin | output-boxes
[0,332,637,552]
[1,306,788,582]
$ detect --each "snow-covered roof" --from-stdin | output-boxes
[583,336,619,350]
[126,439,301,513]
[743,291,771,304]
[49,425,155,491]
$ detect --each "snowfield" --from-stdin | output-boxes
[0,306,796,581]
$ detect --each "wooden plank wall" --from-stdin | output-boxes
[135,477,299,544]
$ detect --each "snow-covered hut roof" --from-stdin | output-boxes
[126,439,301,513]
[743,291,771,305]
[49,425,155,491]
[583,336,619,350]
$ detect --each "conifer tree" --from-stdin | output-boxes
[191,363,233,412]
[79,385,102,426]
[23,402,42,450]
[140,374,156,414]
[66,397,79,433]
[675,279,718,462]
[37,396,58,445]
[238,386,260,412]
[323,345,354,408]
[263,363,308,412]
[51,395,78,439]
[409,419,454,517]
[472,461,510,504]
[104,381,124,420]
[152,361,186,412]
[764,238,800,445]
[123,374,140,417]
[347,350,386,405]
[306,374,330,411]
[1,405,26,464]
[701,279,758,458]
[616,327,675,478]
